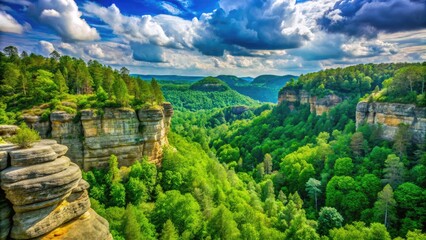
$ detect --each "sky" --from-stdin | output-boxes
[0,0,425,77]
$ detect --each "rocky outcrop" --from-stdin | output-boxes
[0,140,111,240]
[356,102,426,143]
[0,151,12,240]
[24,103,173,170]
[0,125,19,138]
[278,89,342,115]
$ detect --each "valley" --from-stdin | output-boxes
[0,49,425,240]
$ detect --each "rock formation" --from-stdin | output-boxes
[278,89,342,115]
[0,125,19,138]
[0,139,111,240]
[356,101,426,143]
[24,103,173,170]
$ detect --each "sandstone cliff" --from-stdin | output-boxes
[356,101,426,143]
[24,103,173,170]
[0,140,111,240]
[278,89,342,115]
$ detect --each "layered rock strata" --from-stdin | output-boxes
[0,125,19,138]
[24,103,173,170]
[278,89,342,115]
[0,149,12,240]
[356,101,426,143]
[0,140,111,240]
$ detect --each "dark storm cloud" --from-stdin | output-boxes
[320,0,426,38]
[193,0,312,56]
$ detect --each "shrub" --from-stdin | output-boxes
[10,124,40,148]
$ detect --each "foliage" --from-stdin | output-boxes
[190,77,230,91]
[9,123,40,148]
[0,46,165,124]
[317,207,343,235]
[162,83,257,111]
[373,184,396,228]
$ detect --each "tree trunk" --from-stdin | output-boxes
[384,202,388,227]
[314,192,318,212]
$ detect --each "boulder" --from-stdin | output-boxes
[1,163,81,206]
[37,209,112,240]
[0,141,112,239]
[9,146,57,167]
[11,191,90,239]
[34,140,69,157]
[1,156,71,184]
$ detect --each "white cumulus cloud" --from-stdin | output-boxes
[30,0,99,42]
[37,40,55,56]
[0,10,24,34]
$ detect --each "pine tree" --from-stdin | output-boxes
[306,178,321,212]
[54,70,68,94]
[160,219,179,240]
[124,204,142,240]
[113,77,129,106]
[263,153,273,174]
[383,154,406,189]
[374,184,396,228]
[151,78,164,105]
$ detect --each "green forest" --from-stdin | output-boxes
[1,47,425,239]
[0,46,165,124]
[161,77,258,112]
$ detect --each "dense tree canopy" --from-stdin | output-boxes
[0,46,165,124]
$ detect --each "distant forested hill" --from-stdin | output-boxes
[131,74,204,84]
[216,74,298,102]
[162,77,258,111]
[133,74,298,103]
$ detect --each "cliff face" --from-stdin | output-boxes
[278,89,342,115]
[24,103,173,170]
[0,140,111,240]
[356,102,426,143]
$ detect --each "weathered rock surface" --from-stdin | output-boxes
[356,101,426,143]
[0,147,12,240]
[38,209,112,240]
[0,125,19,138]
[278,89,342,115]
[24,104,173,170]
[9,146,57,167]
[0,151,7,170]
[0,141,111,239]
[0,189,12,240]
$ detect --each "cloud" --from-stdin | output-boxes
[85,1,316,58]
[161,2,181,15]
[320,0,426,38]
[0,10,24,33]
[30,0,99,42]
[341,39,398,57]
[1,0,31,7]
[130,42,165,62]
[37,40,55,56]
[85,44,105,58]
[193,0,313,56]
[84,3,197,62]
